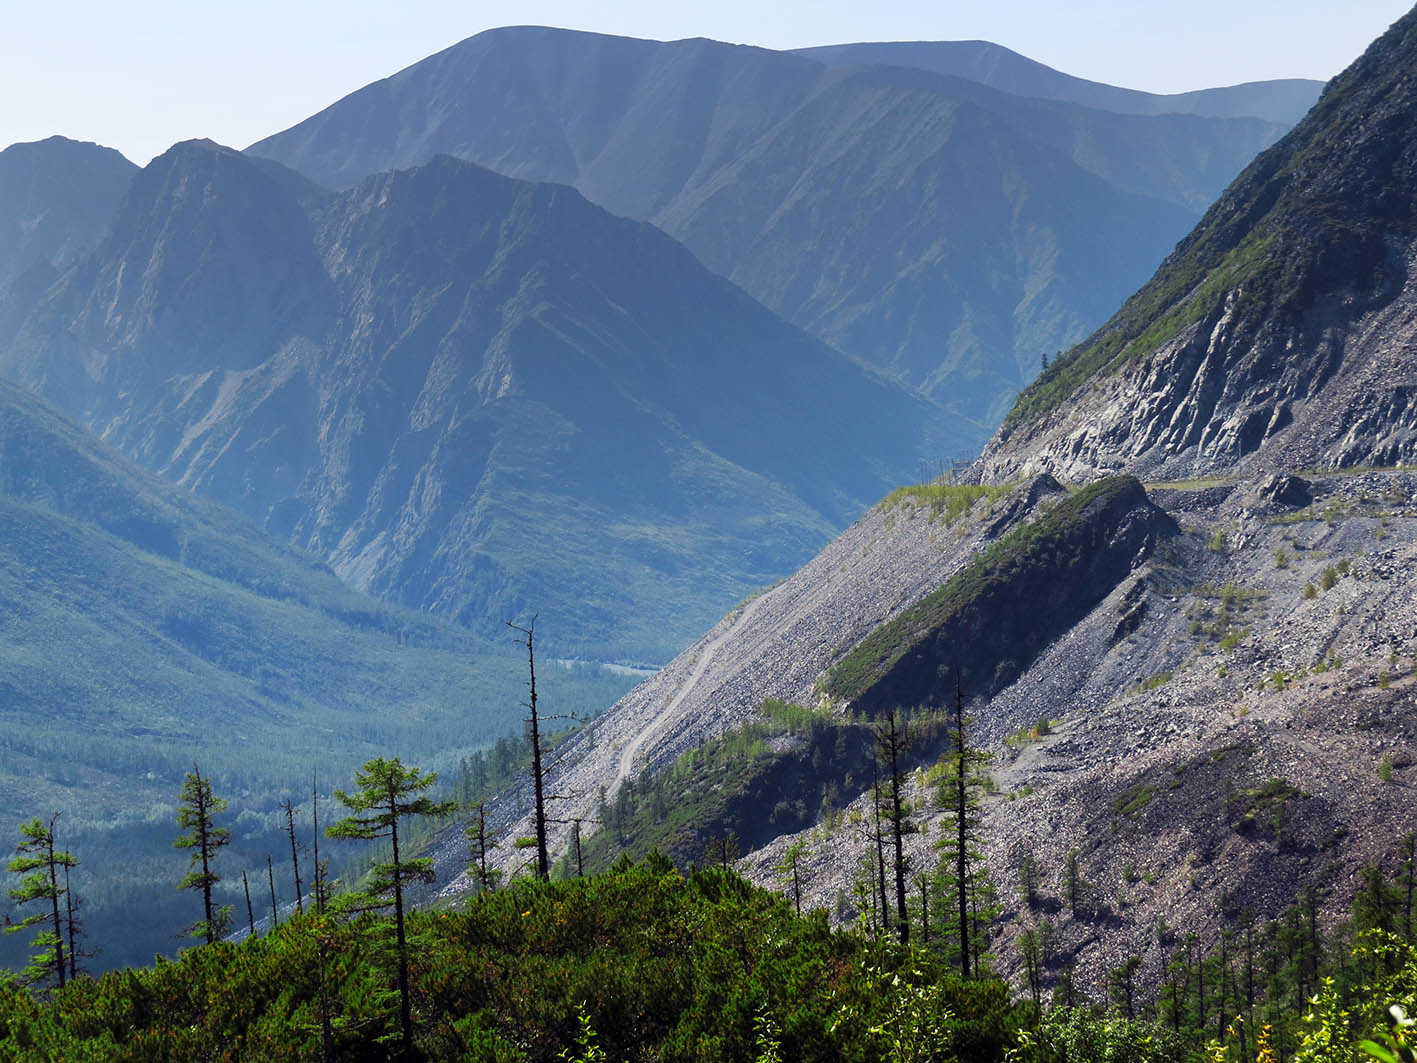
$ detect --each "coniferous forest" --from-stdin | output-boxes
[1,739,1417,1061]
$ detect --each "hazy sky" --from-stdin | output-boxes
[3,0,1412,165]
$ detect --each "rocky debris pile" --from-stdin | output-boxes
[734,470,1417,995]
[434,479,1057,895]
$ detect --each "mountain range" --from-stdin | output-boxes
[0,15,1387,982]
[441,4,1417,998]
[0,139,953,661]
[0,30,1325,668]
[248,27,1309,422]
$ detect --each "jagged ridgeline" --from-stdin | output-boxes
[248,27,1304,423]
[987,6,1417,481]
[0,142,957,664]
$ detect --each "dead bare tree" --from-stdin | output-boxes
[242,871,256,936]
[508,615,585,878]
[281,799,304,916]
[509,616,552,878]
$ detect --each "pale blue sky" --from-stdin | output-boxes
[3,0,1412,165]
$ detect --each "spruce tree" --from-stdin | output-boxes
[328,757,455,1059]
[175,766,231,945]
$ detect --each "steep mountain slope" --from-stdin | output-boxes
[0,136,136,288]
[424,8,1417,1004]
[248,27,1291,419]
[795,40,1323,125]
[650,65,1208,418]
[448,469,1417,998]
[978,7,1417,483]
[1,141,953,661]
[0,374,636,968]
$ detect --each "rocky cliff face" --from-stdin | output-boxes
[977,7,1417,483]
[455,467,1417,996]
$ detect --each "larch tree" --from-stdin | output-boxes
[175,765,231,945]
[465,801,501,895]
[327,757,455,1059]
[776,838,809,917]
[932,679,995,977]
[6,814,77,989]
[874,711,913,944]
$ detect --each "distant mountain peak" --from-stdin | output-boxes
[0,134,136,288]
[246,27,1297,424]
[792,38,1323,124]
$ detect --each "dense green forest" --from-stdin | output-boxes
[1,852,1417,1061]
[4,709,1417,1061]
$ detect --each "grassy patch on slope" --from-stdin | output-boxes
[824,478,1132,704]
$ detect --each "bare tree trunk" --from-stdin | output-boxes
[282,800,304,915]
[510,617,550,879]
[243,871,255,936]
[954,681,971,978]
[389,787,413,1060]
[45,816,66,988]
[267,854,279,928]
[869,755,889,936]
[62,861,80,981]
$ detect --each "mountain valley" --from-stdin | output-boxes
[0,141,955,662]
[4,5,1417,1056]
[416,0,1417,1016]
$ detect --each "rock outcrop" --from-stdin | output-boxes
[977,8,1417,483]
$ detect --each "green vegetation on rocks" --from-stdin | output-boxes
[880,483,1015,527]
[582,701,958,871]
[825,478,1173,709]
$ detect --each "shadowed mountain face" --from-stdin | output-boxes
[1,142,957,662]
[794,40,1323,125]
[248,27,1296,422]
[0,137,136,288]
[980,5,1417,483]
[0,137,137,339]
